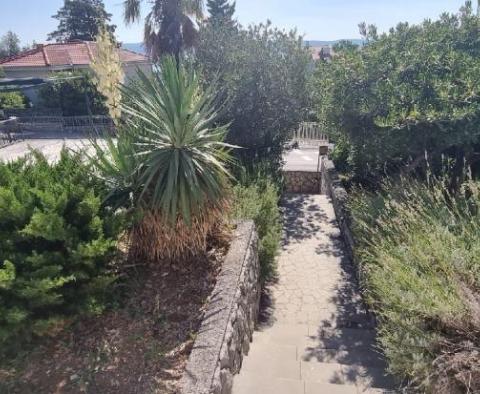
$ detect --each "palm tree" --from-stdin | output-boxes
[91,56,233,261]
[123,0,203,62]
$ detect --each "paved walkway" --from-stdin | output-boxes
[0,131,96,163]
[233,194,394,394]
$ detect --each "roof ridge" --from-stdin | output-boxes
[43,40,88,47]
[41,45,50,66]
[85,41,95,62]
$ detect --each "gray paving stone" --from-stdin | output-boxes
[305,381,358,394]
[232,194,393,394]
[301,361,347,385]
[299,348,387,368]
[241,354,301,380]
[233,373,304,394]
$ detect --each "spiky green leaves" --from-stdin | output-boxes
[120,56,233,225]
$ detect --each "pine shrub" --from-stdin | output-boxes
[0,91,28,110]
[0,150,125,351]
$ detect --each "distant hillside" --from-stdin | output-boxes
[305,39,364,46]
[123,39,364,55]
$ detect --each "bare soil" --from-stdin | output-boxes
[0,247,226,394]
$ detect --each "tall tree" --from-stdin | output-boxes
[0,31,21,59]
[48,0,116,42]
[206,0,235,25]
[196,22,311,170]
[123,0,203,62]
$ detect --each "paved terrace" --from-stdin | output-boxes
[0,132,92,162]
[233,194,394,394]
[283,147,324,172]
[0,135,325,169]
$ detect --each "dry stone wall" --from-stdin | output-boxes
[180,221,260,394]
[284,171,321,193]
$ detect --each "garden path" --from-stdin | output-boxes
[232,194,394,394]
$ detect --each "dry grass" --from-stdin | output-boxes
[430,285,480,394]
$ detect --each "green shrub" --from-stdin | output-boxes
[0,150,125,351]
[38,71,107,116]
[314,3,480,182]
[349,177,480,393]
[197,21,311,170]
[0,91,28,109]
[231,176,282,281]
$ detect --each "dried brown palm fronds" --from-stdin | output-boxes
[128,201,229,262]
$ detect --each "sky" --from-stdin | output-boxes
[0,0,470,45]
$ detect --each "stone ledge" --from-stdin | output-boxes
[320,158,369,288]
[320,159,354,258]
[180,220,260,394]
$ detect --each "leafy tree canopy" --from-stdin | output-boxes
[48,0,116,42]
[207,0,236,25]
[314,1,480,184]
[0,31,21,60]
[196,21,312,170]
[38,71,107,116]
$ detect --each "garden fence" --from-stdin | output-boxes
[292,122,329,147]
[0,117,20,148]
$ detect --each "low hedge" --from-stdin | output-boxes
[0,150,125,352]
[231,177,282,281]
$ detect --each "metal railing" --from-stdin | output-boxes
[292,122,329,147]
[0,117,20,148]
[18,115,115,133]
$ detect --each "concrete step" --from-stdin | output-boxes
[241,353,301,380]
[252,324,378,349]
[246,334,386,368]
[300,347,387,368]
[239,353,393,389]
[233,370,394,394]
[305,381,359,393]
[304,327,379,350]
[301,361,395,389]
[233,374,303,394]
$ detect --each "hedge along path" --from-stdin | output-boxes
[232,194,395,394]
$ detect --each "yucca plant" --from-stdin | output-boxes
[91,56,233,261]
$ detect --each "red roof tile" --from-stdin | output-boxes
[0,41,149,68]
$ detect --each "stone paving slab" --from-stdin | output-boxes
[232,194,393,394]
[234,374,305,394]
[304,381,358,394]
[0,138,92,162]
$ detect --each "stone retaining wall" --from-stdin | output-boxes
[284,171,321,194]
[180,220,260,394]
[320,158,357,275]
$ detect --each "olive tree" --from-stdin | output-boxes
[196,21,312,170]
[314,1,480,185]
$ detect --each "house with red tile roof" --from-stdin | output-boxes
[0,40,151,80]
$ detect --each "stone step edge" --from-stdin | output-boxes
[234,370,395,391]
